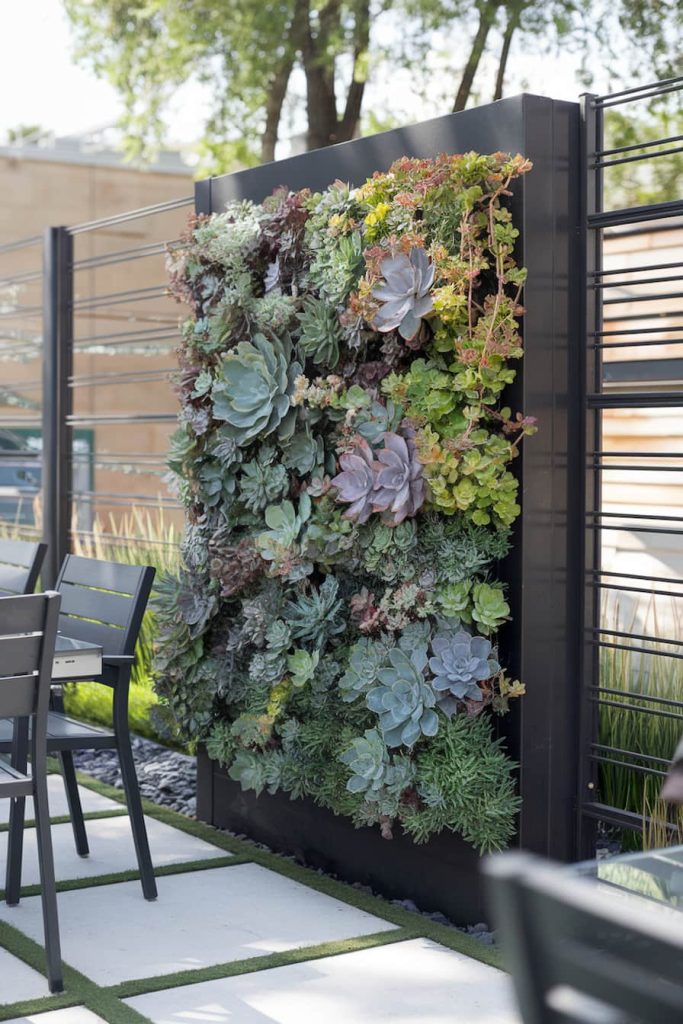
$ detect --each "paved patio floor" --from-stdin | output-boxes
[0,773,520,1024]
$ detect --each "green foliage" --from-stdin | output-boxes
[155,154,533,853]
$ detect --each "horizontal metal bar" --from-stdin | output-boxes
[589,754,668,778]
[0,235,42,255]
[0,306,42,319]
[594,143,683,170]
[591,695,683,720]
[72,326,177,347]
[592,451,683,459]
[593,639,683,661]
[592,260,683,278]
[597,82,683,109]
[597,464,683,472]
[581,801,678,837]
[69,369,174,388]
[603,290,683,305]
[69,495,181,509]
[593,579,683,595]
[71,285,168,312]
[593,75,683,104]
[596,133,683,159]
[593,626,683,648]
[593,321,683,337]
[590,743,673,767]
[67,413,176,425]
[586,391,683,408]
[0,270,43,287]
[591,686,683,712]
[595,274,683,290]
[0,416,41,426]
[588,198,683,229]
[70,529,180,549]
[592,565,683,585]
[72,240,179,271]
[70,488,179,504]
[71,451,168,461]
[68,195,193,234]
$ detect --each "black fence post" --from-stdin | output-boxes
[42,226,73,587]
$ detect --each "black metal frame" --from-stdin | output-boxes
[578,76,683,851]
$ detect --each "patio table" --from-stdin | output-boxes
[570,844,683,913]
[52,634,103,681]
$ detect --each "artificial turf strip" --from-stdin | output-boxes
[109,926,419,999]
[0,808,129,834]
[0,918,153,1024]
[73,767,504,971]
[0,852,246,902]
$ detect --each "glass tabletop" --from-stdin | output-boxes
[55,634,102,654]
[569,845,683,912]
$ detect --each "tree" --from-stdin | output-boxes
[64,0,682,170]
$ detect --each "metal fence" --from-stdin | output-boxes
[579,75,683,852]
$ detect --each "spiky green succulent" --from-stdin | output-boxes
[284,575,345,650]
[239,448,288,511]
[211,333,301,446]
[367,645,438,747]
[297,296,342,368]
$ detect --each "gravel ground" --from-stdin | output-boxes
[74,734,496,945]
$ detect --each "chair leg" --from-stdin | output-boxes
[6,719,29,905]
[59,751,89,857]
[33,768,63,993]
[113,686,157,900]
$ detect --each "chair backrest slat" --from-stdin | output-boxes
[0,593,60,721]
[0,540,47,596]
[59,583,131,629]
[55,555,155,658]
[0,674,37,717]
[1,633,43,678]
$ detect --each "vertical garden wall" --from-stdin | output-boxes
[172,93,582,921]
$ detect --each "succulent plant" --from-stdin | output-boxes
[297,296,342,368]
[429,628,500,714]
[371,247,435,341]
[339,637,391,702]
[265,618,291,654]
[330,437,376,523]
[209,537,265,599]
[239,449,288,512]
[196,460,238,508]
[340,729,388,795]
[284,576,346,649]
[256,494,311,565]
[211,333,301,446]
[367,645,438,747]
[436,580,473,621]
[372,430,425,525]
[287,648,319,688]
[471,582,510,635]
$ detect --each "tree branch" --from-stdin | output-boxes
[452,0,499,112]
[493,2,522,100]
[338,0,371,142]
[261,52,296,162]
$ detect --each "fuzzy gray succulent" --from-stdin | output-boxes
[429,628,500,715]
[211,333,301,446]
[371,430,425,525]
[371,247,435,341]
[367,644,438,747]
[330,437,376,523]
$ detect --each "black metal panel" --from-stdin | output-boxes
[42,227,73,586]
[198,93,582,870]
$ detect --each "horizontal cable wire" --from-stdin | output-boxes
[68,195,193,234]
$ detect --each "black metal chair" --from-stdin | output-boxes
[485,851,683,1024]
[1,554,157,902]
[1,591,63,992]
[0,538,47,596]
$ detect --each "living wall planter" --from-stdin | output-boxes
[192,93,582,917]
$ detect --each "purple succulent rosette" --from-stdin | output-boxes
[372,430,425,525]
[330,437,376,523]
[371,246,435,341]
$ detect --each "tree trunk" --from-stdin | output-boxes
[337,0,371,143]
[493,5,521,100]
[452,1,499,112]
[296,0,342,149]
[261,54,295,163]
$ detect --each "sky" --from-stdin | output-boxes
[0,0,627,154]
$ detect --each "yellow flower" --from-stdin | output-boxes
[364,202,391,227]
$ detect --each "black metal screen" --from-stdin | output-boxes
[579,76,683,853]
